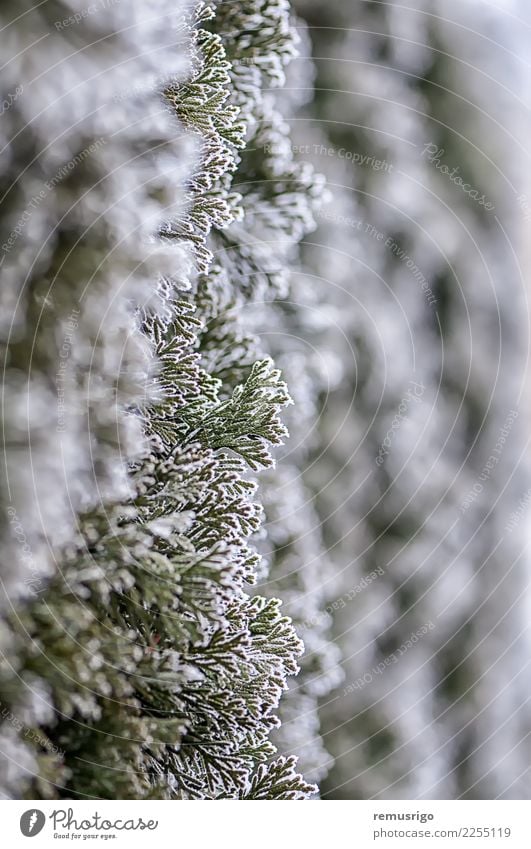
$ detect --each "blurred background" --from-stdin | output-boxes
[1,0,529,803]
[267,0,531,798]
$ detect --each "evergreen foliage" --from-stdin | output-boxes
[0,0,335,799]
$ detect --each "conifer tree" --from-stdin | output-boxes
[0,0,335,799]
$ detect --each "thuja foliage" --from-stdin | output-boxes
[0,0,335,799]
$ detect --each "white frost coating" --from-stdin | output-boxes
[0,0,193,793]
[0,0,193,595]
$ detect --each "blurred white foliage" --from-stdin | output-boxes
[0,0,193,793]
[292,0,531,798]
